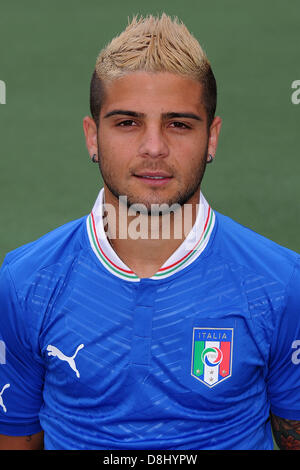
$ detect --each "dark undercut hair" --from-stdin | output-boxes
[90,70,106,128]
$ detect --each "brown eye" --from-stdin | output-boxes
[170,122,191,129]
[117,120,137,127]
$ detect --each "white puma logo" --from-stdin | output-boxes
[47,344,84,378]
[0,383,10,413]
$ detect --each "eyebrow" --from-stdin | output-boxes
[103,109,202,121]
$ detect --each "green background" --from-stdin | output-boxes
[0,0,299,263]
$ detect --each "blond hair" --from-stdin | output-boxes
[90,13,216,125]
[96,13,211,80]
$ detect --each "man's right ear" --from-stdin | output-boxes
[83,116,98,162]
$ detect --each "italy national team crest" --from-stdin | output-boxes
[191,327,233,388]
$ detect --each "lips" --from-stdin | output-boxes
[133,172,173,187]
[133,171,173,180]
[139,176,167,180]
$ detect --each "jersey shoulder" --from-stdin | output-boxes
[3,215,88,287]
[214,211,300,284]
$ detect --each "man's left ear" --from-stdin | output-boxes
[207,116,222,162]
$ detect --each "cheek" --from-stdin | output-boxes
[174,143,206,171]
[98,140,130,180]
[99,129,133,159]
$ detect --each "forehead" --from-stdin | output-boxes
[100,71,205,116]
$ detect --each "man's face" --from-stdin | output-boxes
[94,71,221,210]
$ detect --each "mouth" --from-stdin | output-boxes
[133,171,173,185]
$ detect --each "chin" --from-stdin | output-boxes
[126,192,189,212]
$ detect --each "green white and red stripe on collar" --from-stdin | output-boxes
[86,188,215,282]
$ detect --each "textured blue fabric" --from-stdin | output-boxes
[0,212,300,449]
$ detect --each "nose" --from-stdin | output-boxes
[138,124,169,159]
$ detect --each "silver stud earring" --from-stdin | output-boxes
[207,154,214,163]
[91,154,97,163]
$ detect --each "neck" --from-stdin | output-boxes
[103,188,200,278]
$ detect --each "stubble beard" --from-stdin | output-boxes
[97,142,208,215]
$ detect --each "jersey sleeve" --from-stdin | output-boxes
[0,260,44,436]
[267,257,300,420]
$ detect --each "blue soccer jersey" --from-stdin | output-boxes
[0,188,300,450]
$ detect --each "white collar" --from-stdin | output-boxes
[86,188,215,282]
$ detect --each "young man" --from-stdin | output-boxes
[0,14,300,450]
